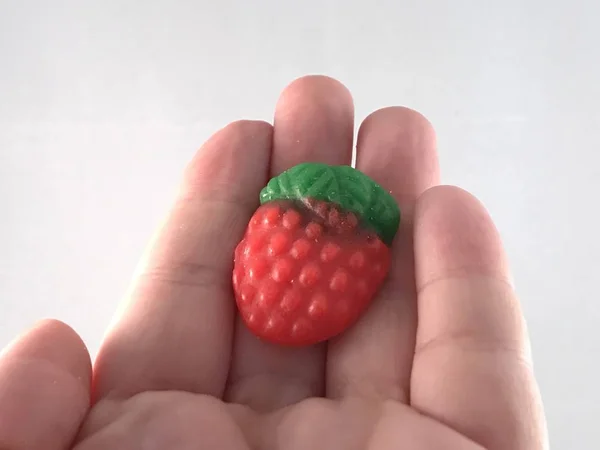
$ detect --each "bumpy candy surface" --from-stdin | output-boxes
[232,163,401,346]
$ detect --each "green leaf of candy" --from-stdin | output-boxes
[259,162,401,245]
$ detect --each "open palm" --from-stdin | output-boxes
[0,76,547,450]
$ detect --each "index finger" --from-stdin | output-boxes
[411,186,548,449]
[93,120,272,401]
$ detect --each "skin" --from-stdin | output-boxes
[0,76,548,450]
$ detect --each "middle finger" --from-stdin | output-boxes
[226,76,354,412]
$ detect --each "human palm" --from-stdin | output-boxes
[0,76,547,450]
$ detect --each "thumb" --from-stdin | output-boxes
[0,319,91,450]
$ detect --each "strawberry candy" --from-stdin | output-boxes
[232,163,400,346]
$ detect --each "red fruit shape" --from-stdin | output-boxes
[234,201,392,346]
[232,163,400,346]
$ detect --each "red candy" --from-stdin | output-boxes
[232,162,400,346]
[233,200,391,346]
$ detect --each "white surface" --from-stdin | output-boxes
[1,0,598,447]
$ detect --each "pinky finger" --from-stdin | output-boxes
[0,319,91,450]
[411,186,548,449]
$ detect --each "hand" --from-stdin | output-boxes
[0,76,548,450]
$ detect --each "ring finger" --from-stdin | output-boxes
[326,107,439,402]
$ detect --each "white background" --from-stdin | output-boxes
[1,0,598,447]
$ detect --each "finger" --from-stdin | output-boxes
[93,120,272,401]
[326,107,439,402]
[0,319,91,450]
[226,75,354,411]
[411,186,548,450]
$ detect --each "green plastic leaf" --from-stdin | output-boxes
[259,162,400,245]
